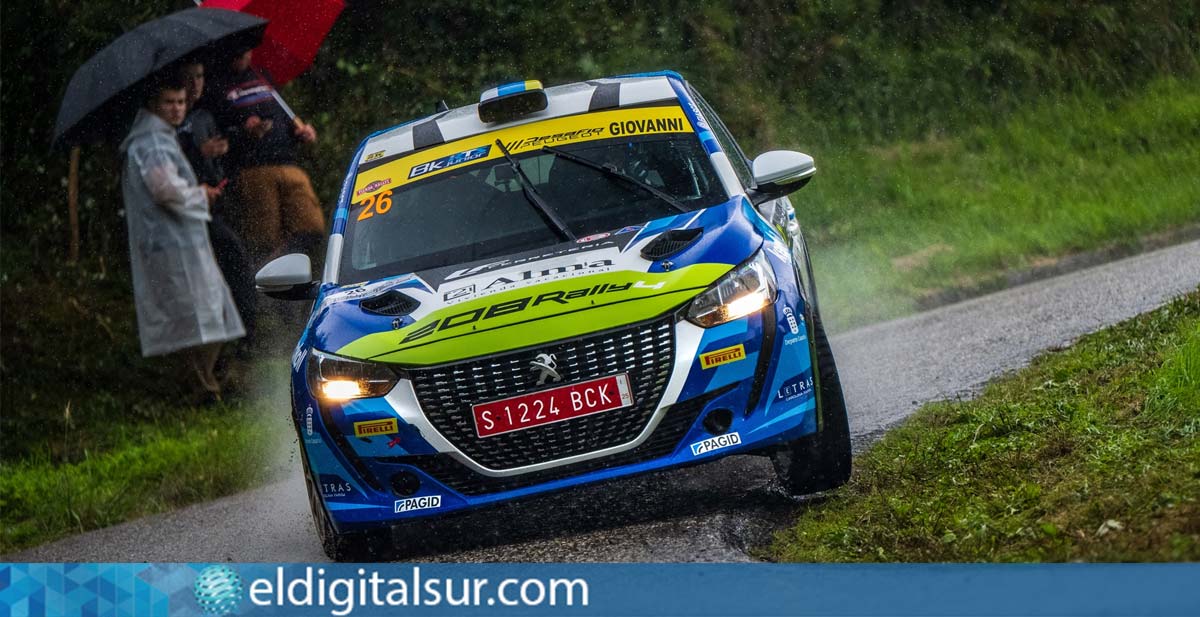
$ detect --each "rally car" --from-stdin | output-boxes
[256,72,851,560]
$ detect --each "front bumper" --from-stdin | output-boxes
[295,261,817,533]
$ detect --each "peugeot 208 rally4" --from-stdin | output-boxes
[256,72,851,560]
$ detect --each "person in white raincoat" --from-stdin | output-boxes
[120,78,245,399]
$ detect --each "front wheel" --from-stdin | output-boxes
[771,308,852,495]
[298,441,393,561]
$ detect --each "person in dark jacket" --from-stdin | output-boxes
[178,61,257,349]
[206,48,325,269]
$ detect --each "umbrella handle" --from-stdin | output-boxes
[263,77,312,137]
[68,146,81,263]
[268,88,298,121]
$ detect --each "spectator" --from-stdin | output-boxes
[119,76,244,402]
[177,60,257,350]
[176,62,228,187]
[207,47,325,268]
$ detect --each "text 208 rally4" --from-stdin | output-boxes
[255,72,851,560]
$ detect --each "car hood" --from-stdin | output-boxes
[313,197,768,366]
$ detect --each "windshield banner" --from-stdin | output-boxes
[350,105,692,201]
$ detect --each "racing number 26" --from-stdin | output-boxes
[355,189,393,222]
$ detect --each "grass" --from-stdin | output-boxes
[771,290,1200,562]
[0,408,285,553]
[793,75,1200,331]
[0,250,296,554]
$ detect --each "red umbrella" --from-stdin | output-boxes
[202,0,344,86]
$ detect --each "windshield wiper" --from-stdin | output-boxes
[541,145,689,214]
[494,139,576,241]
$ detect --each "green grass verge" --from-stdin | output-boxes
[0,407,283,554]
[0,249,296,554]
[771,290,1200,562]
[796,76,1200,331]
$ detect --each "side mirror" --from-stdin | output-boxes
[256,253,319,300]
[747,150,816,205]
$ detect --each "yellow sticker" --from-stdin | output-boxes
[699,344,746,369]
[351,105,691,201]
[353,418,398,437]
[364,150,385,162]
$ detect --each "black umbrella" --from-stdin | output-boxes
[52,7,267,148]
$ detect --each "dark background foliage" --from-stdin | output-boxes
[2,0,1197,269]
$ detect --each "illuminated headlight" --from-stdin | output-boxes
[307,349,399,401]
[686,250,777,327]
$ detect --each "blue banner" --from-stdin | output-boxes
[2,563,1198,616]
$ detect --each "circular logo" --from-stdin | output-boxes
[193,565,243,616]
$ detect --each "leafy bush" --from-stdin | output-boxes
[3,0,1196,268]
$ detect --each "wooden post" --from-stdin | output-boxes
[68,145,80,263]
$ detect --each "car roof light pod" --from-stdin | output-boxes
[478,79,547,123]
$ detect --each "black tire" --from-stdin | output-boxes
[770,307,852,495]
[298,434,393,561]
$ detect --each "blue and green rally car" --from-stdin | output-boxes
[255,71,851,560]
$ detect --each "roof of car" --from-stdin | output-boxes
[355,74,685,167]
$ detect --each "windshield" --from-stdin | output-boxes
[339,104,727,283]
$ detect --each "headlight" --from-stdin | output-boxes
[686,250,777,327]
[307,349,399,401]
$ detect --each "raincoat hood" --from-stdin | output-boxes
[120,108,173,154]
[309,197,770,366]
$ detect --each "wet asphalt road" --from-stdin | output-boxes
[10,240,1199,563]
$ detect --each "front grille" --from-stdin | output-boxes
[387,384,735,495]
[408,316,675,470]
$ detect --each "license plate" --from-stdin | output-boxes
[472,374,634,438]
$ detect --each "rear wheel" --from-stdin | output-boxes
[770,308,852,495]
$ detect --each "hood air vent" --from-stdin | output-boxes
[360,290,420,316]
[640,228,703,261]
